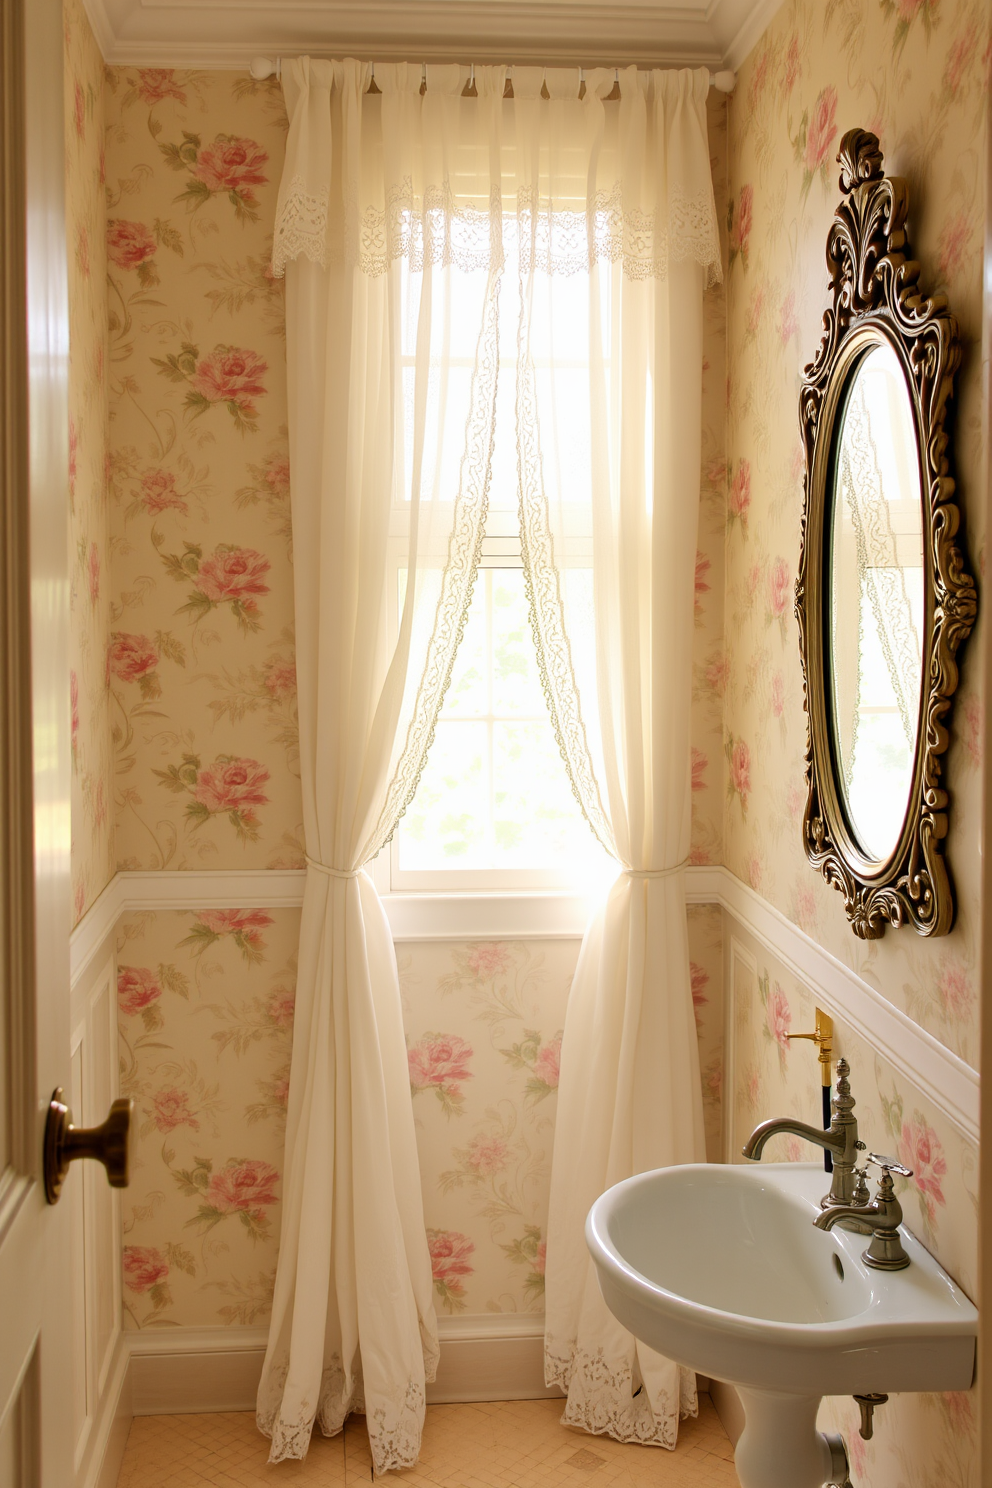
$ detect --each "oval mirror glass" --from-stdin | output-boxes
[828,341,924,863]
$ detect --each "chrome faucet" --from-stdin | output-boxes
[814,1155,913,1270]
[742,1058,867,1216]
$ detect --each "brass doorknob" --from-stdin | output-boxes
[44,1087,133,1204]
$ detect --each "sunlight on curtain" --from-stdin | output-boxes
[264,58,720,1468]
[257,60,503,1469]
[508,68,721,1448]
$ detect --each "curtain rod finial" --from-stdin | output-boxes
[250,56,279,80]
[710,69,736,93]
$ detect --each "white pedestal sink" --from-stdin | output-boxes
[586,1162,976,1488]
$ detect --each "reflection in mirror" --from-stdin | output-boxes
[829,343,923,862]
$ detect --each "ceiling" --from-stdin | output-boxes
[82,0,783,72]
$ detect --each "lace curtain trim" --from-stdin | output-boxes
[363,271,500,860]
[272,176,721,284]
[272,174,330,278]
[257,1350,435,1470]
[544,1334,697,1449]
[516,297,615,857]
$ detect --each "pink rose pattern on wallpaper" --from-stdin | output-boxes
[97,67,723,877]
[105,65,302,872]
[65,0,114,924]
[725,0,987,1071]
[118,909,294,1328]
[689,96,729,872]
[729,933,978,1487]
[409,1033,475,1116]
[117,913,723,1329]
[726,10,985,1479]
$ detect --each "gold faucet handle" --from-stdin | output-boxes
[866,1152,913,1178]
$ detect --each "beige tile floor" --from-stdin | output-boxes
[116,1397,739,1488]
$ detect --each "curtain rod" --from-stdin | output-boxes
[248,56,737,93]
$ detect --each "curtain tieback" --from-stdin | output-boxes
[622,859,689,880]
[306,855,361,880]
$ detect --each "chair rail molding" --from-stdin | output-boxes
[716,872,978,1144]
[71,864,977,1142]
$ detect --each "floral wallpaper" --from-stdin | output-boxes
[118,906,722,1328]
[728,920,978,1488]
[104,67,301,872]
[102,69,724,877]
[723,11,985,1479]
[73,48,980,1488]
[99,71,731,1329]
[724,0,987,1070]
[65,0,114,923]
[691,94,729,870]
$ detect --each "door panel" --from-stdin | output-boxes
[0,0,75,1481]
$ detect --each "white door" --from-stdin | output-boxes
[1,0,86,1481]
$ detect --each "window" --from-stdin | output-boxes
[372,239,615,901]
[389,517,611,892]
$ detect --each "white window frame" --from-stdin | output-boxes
[374,513,615,923]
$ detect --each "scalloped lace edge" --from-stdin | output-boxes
[257,1346,438,1471]
[544,1335,698,1449]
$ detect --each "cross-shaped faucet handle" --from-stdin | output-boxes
[866,1152,913,1179]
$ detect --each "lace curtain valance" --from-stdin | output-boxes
[272,59,722,284]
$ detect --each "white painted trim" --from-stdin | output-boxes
[78,1334,131,1488]
[79,0,115,59]
[69,865,979,1138]
[125,1317,560,1415]
[717,873,980,1144]
[725,936,757,1164]
[714,0,785,71]
[120,868,308,912]
[69,876,123,991]
[81,0,777,71]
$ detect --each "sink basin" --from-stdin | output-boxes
[587,1162,977,1488]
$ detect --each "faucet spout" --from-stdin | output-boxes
[813,1203,875,1230]
[741,1058,864,1213]
[742,1117,843,1162]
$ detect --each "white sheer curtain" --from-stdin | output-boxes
[514,68,720,1448]
[258,59,504,1468]
[263,58,720,1468]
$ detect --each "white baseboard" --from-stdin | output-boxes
[126,1317,563,1417]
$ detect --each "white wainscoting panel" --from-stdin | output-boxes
[69,949,131,1488]
[724,937,758,1164]
[65,861,977,1445]
[715,874,979,1143]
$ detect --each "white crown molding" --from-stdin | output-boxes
[711,0,785,71]
[69,865,978,1142]
[80,0,116,59]
[80,0,777,69]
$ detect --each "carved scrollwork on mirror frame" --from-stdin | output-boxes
[796,129,977,939]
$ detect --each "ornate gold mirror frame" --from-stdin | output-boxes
[796,130,977,939]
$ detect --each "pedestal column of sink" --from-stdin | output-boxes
[733,1388,848,1488]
